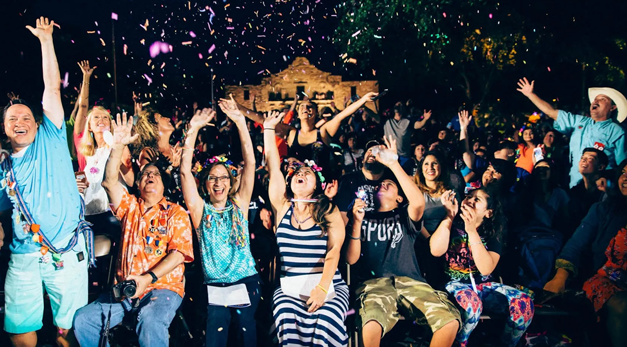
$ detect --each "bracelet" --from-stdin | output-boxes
[264,128,275,131]
[349,235,361,240]
[469,241,483,246]
[181,147,194,151]
[316,284,328,294]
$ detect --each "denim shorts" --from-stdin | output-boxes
[4,241,88,334]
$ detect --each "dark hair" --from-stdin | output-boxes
[415,151,451,196]
[518,126,538,153]
[471,186,505,243]
[532,159,559,189]
[582,147,609,168]
[285,166,336,235]
[3,99,36,121]
[198,162,238,199]
[136,163,170,195]
[488,159,517,192]
[495,140,517,153]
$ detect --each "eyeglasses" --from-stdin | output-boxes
[141,170,161,178]
[207,176,230,184]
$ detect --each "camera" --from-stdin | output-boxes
[112,280,137,301]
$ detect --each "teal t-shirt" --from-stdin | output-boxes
[0,115,82,254]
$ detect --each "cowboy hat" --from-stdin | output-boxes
[588,87,627,123]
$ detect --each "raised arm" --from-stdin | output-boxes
[180,108,215,229]
[228,97,292,137]
[74,61,96,134]
[27,17,63,128]
[263,111,288,212]
[219,97,255,210]
[414,109,432,129]
[102,113,139,211]
[517,77,558,120]
[377,136,425,221]
[430,190,458,257]
[458,110,475,169]
[320,92,377,143]
[346,199,366,265]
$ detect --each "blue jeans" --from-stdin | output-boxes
[73,289,182,347]
[206,275,261,347]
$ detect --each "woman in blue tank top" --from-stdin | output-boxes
[180,100,259,347]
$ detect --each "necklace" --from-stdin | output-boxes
[291,205,312,229]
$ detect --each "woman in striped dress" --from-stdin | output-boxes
[264,111,349,346]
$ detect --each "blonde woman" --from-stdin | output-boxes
[73,61,133,235]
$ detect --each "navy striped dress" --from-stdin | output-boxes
[272,207,350,346]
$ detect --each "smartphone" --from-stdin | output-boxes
[533,147,544,162]
[75,171,87,184]
[371,89,388,101]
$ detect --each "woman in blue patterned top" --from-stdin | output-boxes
[430,187,535,347]
[263,110,349,346]
[180,101,259,347]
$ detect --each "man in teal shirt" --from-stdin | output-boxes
[517,78,626,187]
[1,17,92,347]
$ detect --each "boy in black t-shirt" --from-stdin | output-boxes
[346,136,460,347]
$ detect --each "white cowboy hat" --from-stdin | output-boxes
[588,87,627,123]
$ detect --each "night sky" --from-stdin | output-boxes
[0,0,626,119]
[0,0,344,114]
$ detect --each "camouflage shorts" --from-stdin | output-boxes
[356,276,461,336]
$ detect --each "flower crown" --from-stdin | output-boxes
[199,156,239,177]
[286,159,326,189]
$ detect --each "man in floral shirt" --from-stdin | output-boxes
[73,114,194,347]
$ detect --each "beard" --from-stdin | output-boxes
[364,160,384,173]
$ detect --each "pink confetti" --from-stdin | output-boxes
[143,74,153,85]
[190,31,196,38]
[111,12,118,20]
[443,12,447,18]
[547,67,551,72]
[208,44,216,54]
[489,13,493,19]
[149,41,171,58]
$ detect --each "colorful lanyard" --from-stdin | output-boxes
[1,158,95,268]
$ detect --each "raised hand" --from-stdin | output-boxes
[218,95,245,123]
[352,198,367,223]
[264,110,285,128]
[112,112,139,146]
[78,60,96,77]
[423,109,433,120]
[458,110,472,129]
[375,135,399,167]
[324,179,339,199]
[441,190,459,219]
[362,92,378,101]
[26,17,57,40]
[516,77,535,97]
[189,108,215,130]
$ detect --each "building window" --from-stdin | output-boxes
[351,86,357,99]
[244,90,250,100]
[296,85,305,97]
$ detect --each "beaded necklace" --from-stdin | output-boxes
[204,199,248,248]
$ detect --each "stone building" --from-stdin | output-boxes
[225,57,379,113]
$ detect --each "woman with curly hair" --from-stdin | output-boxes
[179,100,259,347]
[430,187,535,346]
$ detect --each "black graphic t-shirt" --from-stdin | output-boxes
[444,226,503,284]
[355,207,425,283]
[336,170,385,213]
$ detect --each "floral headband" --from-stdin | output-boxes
[286,159,326,190]
[198,156,239,177]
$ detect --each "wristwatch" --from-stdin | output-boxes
[147,271,158,284]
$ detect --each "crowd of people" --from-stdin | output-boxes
[1,17,627,347]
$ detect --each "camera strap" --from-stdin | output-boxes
[99,306,113,347]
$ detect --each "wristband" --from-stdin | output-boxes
[264,128,275,131]
[147,271,158,284]
[349,235,361,240]
[469,241,483,247]
[316,284,328,294]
